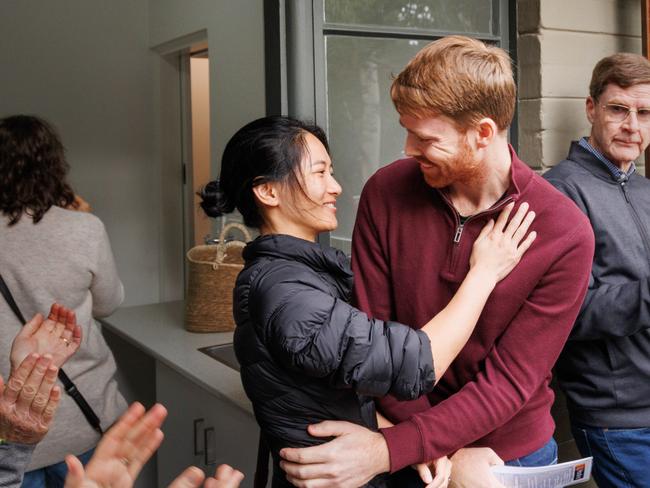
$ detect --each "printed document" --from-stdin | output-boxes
[491,457,593,487]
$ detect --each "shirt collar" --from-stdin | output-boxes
[578,137,636,181]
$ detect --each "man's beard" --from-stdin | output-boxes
[420,138,485,189]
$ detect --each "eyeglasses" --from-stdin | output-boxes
[601,103,650,125]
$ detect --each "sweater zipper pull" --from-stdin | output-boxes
[453,223,464,244]
[621,181,630,203]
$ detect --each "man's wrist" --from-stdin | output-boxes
[371,431,391,475]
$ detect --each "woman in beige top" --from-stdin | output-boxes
[0,115,126,487]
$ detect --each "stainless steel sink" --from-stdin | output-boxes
[198,343,240,371]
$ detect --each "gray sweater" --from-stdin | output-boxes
[0,206,127,469]
[0,443,35,488]
[545,141,650,428]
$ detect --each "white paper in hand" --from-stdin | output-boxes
[490,457,592,487]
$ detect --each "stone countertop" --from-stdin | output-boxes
[99,301,253,414]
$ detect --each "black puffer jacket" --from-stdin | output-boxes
[233,234,435,485]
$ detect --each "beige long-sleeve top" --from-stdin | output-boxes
[0,205,127,469]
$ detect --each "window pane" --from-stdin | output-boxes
[324,0,493,34]
[325,35,424,251]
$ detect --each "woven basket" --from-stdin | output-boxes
[184,222,252,332]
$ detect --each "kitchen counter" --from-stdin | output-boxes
[99,300,252,414]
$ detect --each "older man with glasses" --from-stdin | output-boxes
[544,52,650,488]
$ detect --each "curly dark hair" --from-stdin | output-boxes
[0,115,75,225]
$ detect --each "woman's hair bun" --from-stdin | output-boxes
[198,180,234,218]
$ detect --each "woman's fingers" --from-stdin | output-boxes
[493,202,514,232]
[511,210,536,244]
[58,318,82,349]
[47,303,77,336]
[103,402,146,447]
[125,404,167,449]
[123,405,168,477]
[22,313,44,337]
[49,304,81,352]
[43,316,56,333]
[4,354,40,404]
[72,324,82,346]
[52,320,66,340]
[207,464,245,488]
[516,231,537,256]
[168,466,206,488]
[105,403,167,479]
[31,364,58,416]
[48,303,62,326]
[48,303,60,320]
[428,458,452,488]
[64,454,86,488]
[415,463,433,484]
[47,303,76,328]
[41,385,61,426]
[65,308,77,330]
[127,429,165,478]
[502,202,529,239]
[15,355,52,413]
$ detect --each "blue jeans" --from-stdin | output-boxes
[21,448,95,488]
[572,424,650,488]
[505,437,558,467]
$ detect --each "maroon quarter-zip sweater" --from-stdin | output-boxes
[351,148,594,472]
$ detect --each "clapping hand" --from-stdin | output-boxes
[10,303,82,373]
[169,464,245,488]
[64,401,245,488]
[0,353,61,445]
[64,402,167,488]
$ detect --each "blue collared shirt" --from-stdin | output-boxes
[579,137,636,181]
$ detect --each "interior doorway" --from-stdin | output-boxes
[188,47,212,247]
[177,40,216,293]
[153,32,214,301]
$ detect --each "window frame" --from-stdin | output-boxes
[281,0,517,248]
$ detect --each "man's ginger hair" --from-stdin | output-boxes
[391,35,516,131]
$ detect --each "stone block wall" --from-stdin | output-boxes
[517,0,643,172]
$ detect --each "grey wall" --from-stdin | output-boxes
[149,0,267,176]
[0,0,267,305]
[0,0,161,305]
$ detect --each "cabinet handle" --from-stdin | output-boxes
[193,418,205,455]
[204,426,216,465]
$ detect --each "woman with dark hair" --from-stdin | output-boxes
[0,115,126,488]
[201,116,536,487]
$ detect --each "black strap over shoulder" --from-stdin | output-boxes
[0,273,103,434]
[0,273,26,324]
